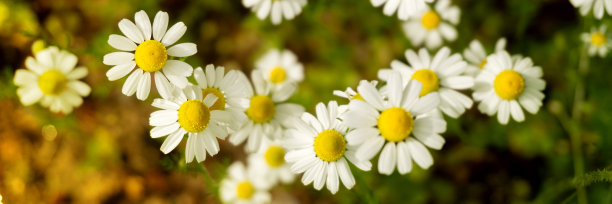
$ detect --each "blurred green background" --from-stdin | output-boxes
[1,0,611,203]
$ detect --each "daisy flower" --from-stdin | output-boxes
[243,0,307,25]
[283,101,372,194]
[463,38,507,77]
[371,0,433,20]
[570,0,612,19]
[254,49,304,92]
[582,25,612,57]
[333,80,379,101]
[192,64,250,130]
[14,46,91,114]
[472,51,546,125]
[402,0,460,49]
[343,74,447,175]
[149,85,234,163]
[248,138,295,189]
[378,47,473,118]
[103,10,197,100]
[220,162,271,204]
[229,70,304,152]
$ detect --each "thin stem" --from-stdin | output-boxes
[570,36,590,204]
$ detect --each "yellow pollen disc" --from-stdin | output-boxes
[314,129,346,162]
[264,145,285,167]
[493,70,525,100]
[591,32,606,46]
[269,67,287,84]
[378,107,413,142]
[236,181,254,199]
[246,95,275,123]
[479,59,488,69]
[177,100,211,133]
[411,69,440,96]
[135,40,167,72]
[351,93,365,101]
[38,70,67,95]
[202,88,226,110]
[421,10,440,30]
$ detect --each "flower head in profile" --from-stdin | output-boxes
[463,38,507,77]
[220,162,271,204]
[243,0,307,25]
[104,10,197,100]
[402,0,460,49]
[473,51,546,124]
[149,85,234,163]
[343,74,447,175]
[582,25,611,57]
[14,46,91,114]
[371,0,433,20]
[378,47,474,118]
[283,101,372,194]
[229,70,304,152]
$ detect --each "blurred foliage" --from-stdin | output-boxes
[1,0,612,203]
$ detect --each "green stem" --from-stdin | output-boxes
[570,37,590,204]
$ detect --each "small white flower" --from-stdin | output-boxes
[570,0,612,19]
[333,80,378,101]
[192,64,250,131]
[473,51,546,125]
[463,38,507,77]
[149,85,234,163]
[229,70,304,152]
[379,47,474,118]
[255,49,304,92]
[248,138,295,188]
[581,25,612,57]
[14,46,91,114]
[103,10,197,100]
[220,162,271,204]
[343,74,447,175]
[402,0,460,49]
[284,101,371,194]
[243,0,307,25]
[371,0,433,20]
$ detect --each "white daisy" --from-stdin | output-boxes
[371,0,433,20]
[378,47,474,118]
[248,138,295,189]
[255,49,304,92]
[472,51,546,125]
[582,25,612,57]
[402,0,460,49]
[103,10,197,100]
[220,162,271,204]
[463,38,507,77]
[193,64,250,131]
[149,85,234,163]
[14,46,91,114]
[229,70,304,152]
[570,0,612,19]
[243,0,307,25]
[343,75,447,175]
[283,101,372,194]
[333,80,378,101]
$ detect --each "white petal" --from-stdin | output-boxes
[135,10,152,40]
[150,123,180,138]
[407,138,433,169]
[154,72,173,99]
[103,52,134,66]
[377,143,397,175]
[161,22,187,46]
[108,34,137,51]
[136,72,151,100]
[152,11,169,41]
[163,60,193,77]
[326,162,340,194]
[396,142,413,174]
[106,62,135,81]
[118,19,144,43]
[160,129,185,154]
[122,69,142,96]
[167,43,197,57]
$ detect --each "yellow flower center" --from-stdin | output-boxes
[378,107,414,142]
[202,88,226,110]
[479,59,488,69]
[411,69,440,96]
[246,95,275,123]
[38,70,67,95]
[351,93,364,101]
[269,67,287,84]
[421,10,440,30]
[313,129,346,162]
[264,145,285,167]
[236,181,254,200]
[591,32,606,46]
[493,70,525,100]
[177,100,211,133]
[134,40,167,72]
